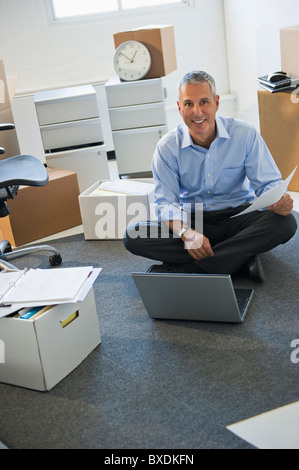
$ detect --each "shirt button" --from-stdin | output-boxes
[208,173,211,177]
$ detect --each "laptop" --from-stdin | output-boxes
[132,273,254,323]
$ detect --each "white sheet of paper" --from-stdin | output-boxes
[227,401,299,449]
[232,166,297,217]
[98,179,153,195]
[1,266,100,307]
[0,270,28,303]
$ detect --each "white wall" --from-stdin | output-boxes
[224,0,299,129]
[0,0,230,128]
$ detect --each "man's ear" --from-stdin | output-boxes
[177,100,182,115]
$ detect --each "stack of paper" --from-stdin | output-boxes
[95,179,154,195]
[0,266,101,312]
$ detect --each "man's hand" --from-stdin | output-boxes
[182,229,214,261]
[267,193,293,216]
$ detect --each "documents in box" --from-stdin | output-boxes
[0,266,101,309]
[0,266,101,391]
[79,179,155,240]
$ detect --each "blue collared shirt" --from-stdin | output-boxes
[152,115,282,221]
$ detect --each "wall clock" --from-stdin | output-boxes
[113,40,151,81]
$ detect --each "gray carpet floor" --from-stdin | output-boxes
[0,212,298,449]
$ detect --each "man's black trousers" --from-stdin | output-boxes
[124,205,297,274]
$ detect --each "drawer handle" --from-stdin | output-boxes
[60,311,79,328]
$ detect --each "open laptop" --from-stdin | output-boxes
[132,273,254,323]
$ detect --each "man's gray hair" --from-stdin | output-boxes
[178,71,217,100]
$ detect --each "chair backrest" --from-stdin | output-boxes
[0,155,49,189]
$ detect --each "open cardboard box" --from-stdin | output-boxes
[0,288,101,391]
[79,179,155,240]
[0,60,20,158]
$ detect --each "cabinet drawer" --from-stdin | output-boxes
[40,118,103,152]
[35,85,99,125]
[105,77,164,108]
[109,102,166,131]
[46,145,109,193]
[113,125,167,176]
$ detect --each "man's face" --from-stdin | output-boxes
[177,82,219,147]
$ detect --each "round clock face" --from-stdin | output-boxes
[114,41,151,81]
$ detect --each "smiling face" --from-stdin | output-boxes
[177,81,220,148]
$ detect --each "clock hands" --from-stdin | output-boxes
[114,40,151,81]
[119,50,138,64]
[119,52,133,62]
[131,51,137,63]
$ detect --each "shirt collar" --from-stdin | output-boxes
[181,115,230,149]
[215,115,230,140]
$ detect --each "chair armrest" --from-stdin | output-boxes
[0,123,15,131]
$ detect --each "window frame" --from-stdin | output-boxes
[45,0,192,25]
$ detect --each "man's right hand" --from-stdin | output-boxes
[182,229,214,261]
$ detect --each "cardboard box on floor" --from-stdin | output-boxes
[0,288,101,391]
[280,25,299,78]
[113,25,177,79]
[79,179,155,240]
[0,167,82,247]
[258,90,299,191]
[0,60,20,158]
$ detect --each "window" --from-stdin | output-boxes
[50,0,188,20]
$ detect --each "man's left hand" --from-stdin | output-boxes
[267,193,293,216]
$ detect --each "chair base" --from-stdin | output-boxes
[0,239,62,270]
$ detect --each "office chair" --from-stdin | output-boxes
[0,123,62,270]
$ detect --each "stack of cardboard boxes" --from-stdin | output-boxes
[258,25,299,191]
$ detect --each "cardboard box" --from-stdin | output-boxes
[0,167,82,247]
[113,25,177,79]
[79,179,155,239]
[280,25,299,78]
[258,90,299,191]
[0,60,20,158]
[0,288,101,391]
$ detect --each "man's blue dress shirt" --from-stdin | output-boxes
[152,115,282,222]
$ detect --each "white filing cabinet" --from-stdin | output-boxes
[34,85,109,192]
[105,77,167,177]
